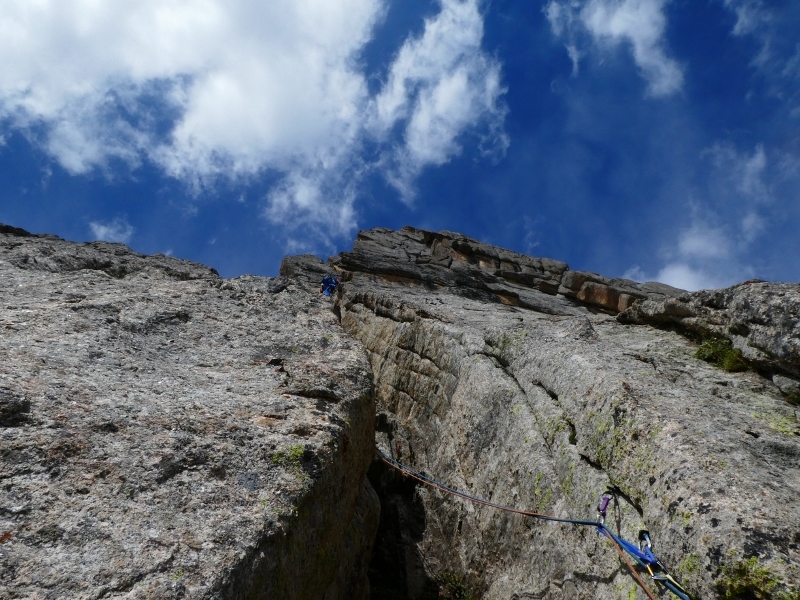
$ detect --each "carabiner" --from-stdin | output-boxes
[597,495,611,524]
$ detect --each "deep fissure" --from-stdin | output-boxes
[366,456,442,600]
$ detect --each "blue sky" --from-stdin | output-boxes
[1,0,798,289]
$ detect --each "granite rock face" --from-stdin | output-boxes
[0,226,378,599]
[329,227,800,600]
[3,222,799,600]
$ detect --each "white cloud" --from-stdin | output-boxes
[654,263,731,291]
[545,1,569,37]
[720,1,800,113]
[42,91,151,175]
[777,153,800,178]
[263,170,358,241]
[631,220,740,290]
[783,45,800,80]
[622,264,647,282]
[722,0,770,36]
[566,44,582,76]
[0,0,380,178]
[89,218,134,244]
[739,145,769,200]
[623,144,779,291]
[635,140,800,290]
[545,0,683,97]
[0,0,507,244]
[741,212,766,243]
[623,262,730,291]
[677,223,730,260]
[372,0,508,199]
[624,210,762,291]
[523,216,542,255]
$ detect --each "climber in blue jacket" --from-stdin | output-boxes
[320,275,340,296]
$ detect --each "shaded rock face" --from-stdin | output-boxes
[0,227,378,599]
[329,227,800,600]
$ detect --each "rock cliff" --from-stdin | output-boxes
[2,223,799,600]
[0,225,378,599]
[328,227,799,600]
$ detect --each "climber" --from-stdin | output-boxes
[320,274,340,297]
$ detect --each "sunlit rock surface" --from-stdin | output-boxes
[2,223,798,600]
[0,225,378,599]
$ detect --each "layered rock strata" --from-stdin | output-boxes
[330,227,684,315]
[0,226,378,599]
[330,227,800,600]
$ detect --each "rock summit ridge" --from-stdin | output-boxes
[329,226,685,315]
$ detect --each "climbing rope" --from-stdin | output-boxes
[376,448,692,600]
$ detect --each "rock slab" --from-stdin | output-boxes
[0,226,378,599]
[330,226,684,315]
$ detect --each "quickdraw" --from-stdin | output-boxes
[597,494,691,599]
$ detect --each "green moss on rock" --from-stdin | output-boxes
[716,557,800,600]
[695,338,747,372]
[434,570,478,600]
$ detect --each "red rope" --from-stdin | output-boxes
[600,528,659,600]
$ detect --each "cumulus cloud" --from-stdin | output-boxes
[545,0,683,96]
[647,219,743,290]
[623,263,714,291]
[652,263,732,292]
[622,263,723,292]
[372,0,508,199]
[0,0,507,244]
[263,170,359,246]
[89,218,134,244]
[676,222,731,260]
[0,1,380,177]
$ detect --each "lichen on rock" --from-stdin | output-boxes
[3,223,799,600]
